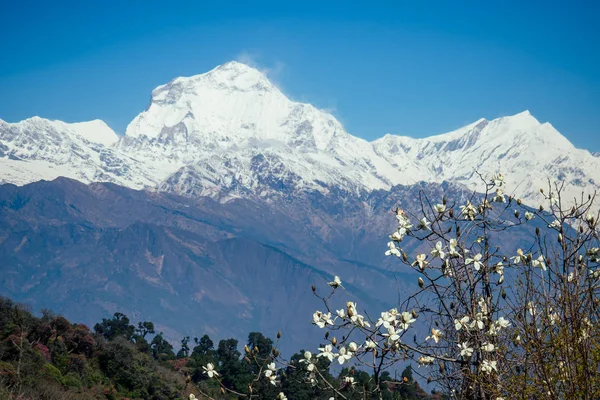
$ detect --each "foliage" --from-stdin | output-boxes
[0,298,434,399]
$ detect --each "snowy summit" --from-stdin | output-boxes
[0,61,598,205]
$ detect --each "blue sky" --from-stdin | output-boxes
[1,0,599,151]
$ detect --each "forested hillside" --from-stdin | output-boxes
[0,297,441,399]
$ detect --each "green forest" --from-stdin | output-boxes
[0,296,443,399]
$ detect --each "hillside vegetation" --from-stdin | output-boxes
[0,297,440,399]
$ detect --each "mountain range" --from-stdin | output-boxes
[0,61,598,351]
[1,61,598,205]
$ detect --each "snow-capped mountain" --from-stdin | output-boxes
[1,61,598,205]
[0,116,158,188]
[373,111,600,203]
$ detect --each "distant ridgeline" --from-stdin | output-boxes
[0,296,442,400]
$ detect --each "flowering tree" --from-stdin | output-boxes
[193,174,600,400]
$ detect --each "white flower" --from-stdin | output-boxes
[492,173,504,187]
[481,342,495,352]
[395,209,413,231]
[448,238,461,258]
[460,201,478,220]
[328,275,343,289]
[493,261,504,275]
[425,328,443,343]
[264,362,278,385]
[202,363,219,378]
[434,204,446,213]
[413,253,428,270]
[469,314,485,330]
[454,316,470,331]
[390,230,404,241]
[312,311,334,328]
[548,219,561,229]
[525,211,535,221]
[383,326,401,343]
[277,392,288,400]
[493,188,506,203]
[376,310,396,329]
[548,312,560,326]
[189,395,196,400]
[532,255,546,271]
[364,339,377,350]
[478,297,489,314]
[585,212,595,223]
[385,241,401,257]
[398,311,416,330]
[481,359,497,373]
[527,301,537,317]
[348,342,358,352]
[511,248,525,264]
[417,355,435,366]
[317,344,336,362]
[431,241,446,259]
[337,347,352,365]
[336,308,346,318]
[458,342,474,357]
[495,316,511,329]
[466,253,483,271]
[346,302,370,328]
[418,217,431,230]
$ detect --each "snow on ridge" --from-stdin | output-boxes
[1,61,599,209]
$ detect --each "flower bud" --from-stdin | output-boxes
[332,337,337,346]
[244,356,251,364]
[402,251,408,263]
[244,345,250,354]
[517,198,522,205]
[439,363,445,373]
[449,208,454,218]
[311,284,316,293]
[418,277,424,288]
[539,205,544,212]
[514,210,520,218]
[272,348,280,357]
[536,227,540,236]
[277,331,281,339]
[221,387,225,395]
[558,233,563,243]
[427,377,432,384]
[412,309,418,319]
[443,196,447,205]
[580,225,585,233]
[450,302,455,309]
[253,346,259,354]
[325,331,329,340]
[540,188,544,194]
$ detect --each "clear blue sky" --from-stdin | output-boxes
[1,0,599,151]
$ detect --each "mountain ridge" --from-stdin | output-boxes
[1,61,598,207]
